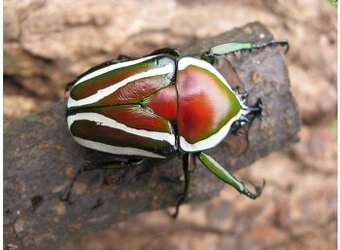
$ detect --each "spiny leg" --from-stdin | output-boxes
[171,153,195,218]
[60,158,147,204]
[197,152,264,199]
[201,39,289,64]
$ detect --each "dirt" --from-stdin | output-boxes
[4,0,337,249]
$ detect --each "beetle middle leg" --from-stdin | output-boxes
[60,158,147,204]
[170,153,196,218]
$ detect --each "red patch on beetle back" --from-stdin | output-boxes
[71,63,148,100]
[177,64,239,144]
[144,85,177,120]
[92,105,173,133]
[95,75,171,106]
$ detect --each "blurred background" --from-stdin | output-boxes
[4,0,337,249]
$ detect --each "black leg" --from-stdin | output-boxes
[65,80,76,93]
[60,158,147,204]
[253,39,289,53]
[171,153,195,218]
[148,47,181,58]
[116,54,133,60]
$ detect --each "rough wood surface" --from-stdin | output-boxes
[4,22,300,250]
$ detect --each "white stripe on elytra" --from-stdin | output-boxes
[72,136,165,159]
[68,112,176,146]
[178,57,247,152]
[67,63,174,108]
[74,55,159,86]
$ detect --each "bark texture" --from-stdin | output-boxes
[4,22,300,250]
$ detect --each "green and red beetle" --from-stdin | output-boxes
[62,39,288,217]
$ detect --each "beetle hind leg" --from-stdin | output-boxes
[60,163,98,204]
[60,158,147,204]
[197,152,265,199]
[170,153,195,218]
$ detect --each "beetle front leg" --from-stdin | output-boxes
[201,39,289,64]
[197,152,264,199]
[171,153,195,218]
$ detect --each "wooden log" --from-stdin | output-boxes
[4,22,300,250]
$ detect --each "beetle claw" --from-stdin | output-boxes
[60,190,75,205]
[242,179,266,199]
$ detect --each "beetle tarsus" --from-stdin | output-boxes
[59,191,75,205]
[198,152,265,201]
[169,197,184,219]
[60,167,85,204]
[253,39,289,54]
[241,179,266,199]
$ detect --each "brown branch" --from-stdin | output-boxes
[4,22,300,250]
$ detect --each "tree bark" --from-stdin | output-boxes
[4,22,300,250]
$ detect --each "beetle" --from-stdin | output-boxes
[61,39,288,217]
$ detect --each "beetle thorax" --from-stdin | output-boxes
[176,57,242,152]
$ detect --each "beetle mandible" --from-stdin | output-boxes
[61,39,288,217]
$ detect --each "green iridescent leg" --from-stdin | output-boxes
[201,39,289,64]
[171,153,195,218]
[197,152,264,199]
